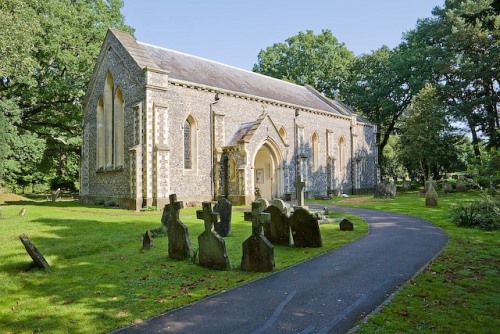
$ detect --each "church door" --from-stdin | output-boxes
[254,145,277,200]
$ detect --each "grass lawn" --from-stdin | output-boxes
[0,194,367,333]
[311,191,500,334]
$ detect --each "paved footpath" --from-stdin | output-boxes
[113,206,448,334]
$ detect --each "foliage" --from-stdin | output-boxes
[468,147,500,188]
[0,0,133,189]
[0,198,367,333]
[450,194,500,230]
[253,30,355,99]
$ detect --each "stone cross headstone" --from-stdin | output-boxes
[19,234,50,270]
[425,184,438,207]
[263,205,291,246]
[142,230,153,250]
[52,188,61,202]
[289,207,323,247]
[161,207,172,230]
[241,201,274,272]
[196,202,230,270]
[213,197,232,237]
[165,194,194,260]
[339,218,354,231]
[295,175,306,207]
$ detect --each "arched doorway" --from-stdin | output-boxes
[253,141,282,200]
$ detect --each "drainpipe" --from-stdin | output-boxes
[210,94,220,201]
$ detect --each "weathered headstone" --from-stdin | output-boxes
[339,218,354,231]
[256,198,269,210]
[197,202,230,270]
[402,179,412,191]
[19,234,50,270]
[374,180,396,198]
[271,199,292,216]
[456,179,467,192]
[241,201,274,272]
[425,184,438,207]
[19,208,26,216]
[443,182,453,193]
[295,175,306,207]
[165,194,194,260]
[52,188,61,202]
[161,207,172,229]
[142,230,153,250]
[425,179,438,193]
[263,205,291,246]
[213,197,232,237]
[289,207,322,247]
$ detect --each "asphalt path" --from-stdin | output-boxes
[112,206,448,334]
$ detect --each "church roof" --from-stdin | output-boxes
[110,29,360,119]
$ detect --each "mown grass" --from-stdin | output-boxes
[0,196,367,333]
[312,191,500,334]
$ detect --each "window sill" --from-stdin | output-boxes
[96,165,124,173]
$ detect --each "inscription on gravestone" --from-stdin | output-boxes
[289,207,322,247]
[213,197,232,237]
[241,201,274,272]
[197,202,230,270]
[165,194,194,260]
[19,234,50,270]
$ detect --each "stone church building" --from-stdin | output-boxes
[80,30,378,210]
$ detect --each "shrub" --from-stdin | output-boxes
[450,194,500,230]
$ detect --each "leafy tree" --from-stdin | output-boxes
[398,84,464,182]
[253,30,355,98]
[0,0,132,189]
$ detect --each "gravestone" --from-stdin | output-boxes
[161,207,172,229]
[213,197,232,237]
[142,230,153,250]
[425,179,438,193]
[295,175,306,207]
[197,202,230,270]
[52,188,61,202]
[374,180,396,198]
[425,184,438,207]
[339,218,354,231]
[241,201,274,272]
[19,208,26,216]
[456,179,467,192]
[402,179,412,191]
[19,234,50,270]
[443,182,453,193]
[271,199,292,216]
[165,194,194,260]
[263,205,291,246]
[256,198,269,210]
[289,207,322,247]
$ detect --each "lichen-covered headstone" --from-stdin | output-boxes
[456,179,467,192]
[142,230,153,250]
[443,182,453,193]
[339,218,354,231]
[425,180,438,193]
[374,180,396,198]
[263,205,291,246]
[425,184,438,207]
[19,234,50,270]
[197,202,230,270]
[271,199,291,216]
[289,207,322,248]
[52,188,61,202]
[241,201,274,272]
[213,197,232,237]
[256,198,269,210]
[165,194,194,260]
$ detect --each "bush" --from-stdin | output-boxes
[50,176,77,192]
[450,195,500,230]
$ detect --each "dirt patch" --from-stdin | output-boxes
[336,196,372,205]
[0,193,33,205]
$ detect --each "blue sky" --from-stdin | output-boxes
[122,0,444,70]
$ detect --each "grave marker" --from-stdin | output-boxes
[19,234,50,270]
[196,202,230,270]
[425,184,438,207]
[295,175,306,207]
[213,197,232,237]
[339,218,354,231]
[263,205,291,246]
[165,194,194,260]
[241,201,274,272]
[142,230,153,250]
[289,207,322,247]
[52,188,61,202]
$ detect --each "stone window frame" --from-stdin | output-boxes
[338,136,346,173]
[183,114,198,172]
[278,126,288,144]
[311,131,319,171]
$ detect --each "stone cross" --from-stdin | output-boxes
[166,193,183,221]
[244,201,270,237]
[197,202,220,233]
[164,193,194,260]
[295,175,306,207]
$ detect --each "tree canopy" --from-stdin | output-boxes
[0,0,132,190]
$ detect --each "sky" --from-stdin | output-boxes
[122,0,444,71]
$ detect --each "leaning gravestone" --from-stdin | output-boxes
[19,234,50,270]
[19,208,26,216]
[339,218,354,231]
[425,184,438,207]
[142,230,153,250]
[197,202,230,270]
[374,180,396,198]
[256,198,269,210]
[271,199,292,216]
[165,194,194,260]
[289,207,322,247]
[241,201,274,272]
[213,197,232,237]
[51,188,61,202]
[161,207,172,230]
[263,205,291,246]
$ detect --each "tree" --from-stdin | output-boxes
[398,84,464,182]
[253,30,355,99]
[0,0,133,189]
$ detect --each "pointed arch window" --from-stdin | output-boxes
[278,126,287,143]
[339,136,346,172]
[184,115,197,170]
[96,98,105,168]
[312,132,319,170]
